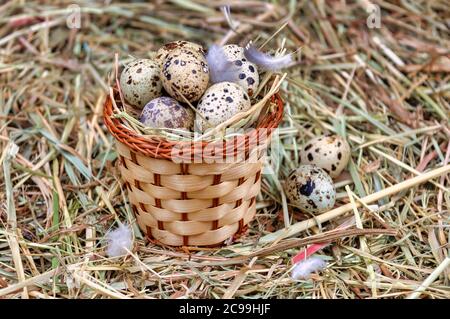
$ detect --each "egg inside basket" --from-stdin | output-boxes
[104,42,286,246]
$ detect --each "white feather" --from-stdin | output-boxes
[106,224,133,257]
[291,256,327,280]
[206,44,241,84]
[244,44,293,72]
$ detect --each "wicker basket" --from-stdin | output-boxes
[104,89,283,246]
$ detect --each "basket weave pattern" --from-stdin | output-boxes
[104,91,283,246]
[117,141,264,246]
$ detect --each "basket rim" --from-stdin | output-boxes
[103,89,284,160]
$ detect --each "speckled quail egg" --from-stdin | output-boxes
[119,59,162,108]
[222,44,245,60]
[285,165,336,214]
[195,82,251,131]
[161,48,209,103]
[300,135,351,178]
[155,41,205,68]
[222,45,259,96]
[139,96,194,130]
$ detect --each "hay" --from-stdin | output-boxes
[0,1,449,299]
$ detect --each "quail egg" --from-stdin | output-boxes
[285,165,336,214]
[222,44,245,60]
[300,135,351,178]
[222,45,259,96]
[155,41,205,67]
[195,82,251,131]
[139,96,194,130]
[161,48,209,103]
[119,59,162,108]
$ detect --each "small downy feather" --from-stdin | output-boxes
[106,223,133,257]
[291,256,327,280]
[244,44,293,72]
[206,45,241,84]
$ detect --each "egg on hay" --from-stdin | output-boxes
[119,58,162,108]
[195,82,251,132]
[139,96,194,130]
[285,165,336,214]
[222,44,260,96]
[161,48,209,103]
[300,135,351,178]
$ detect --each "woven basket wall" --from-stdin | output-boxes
[104,89,283,246]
